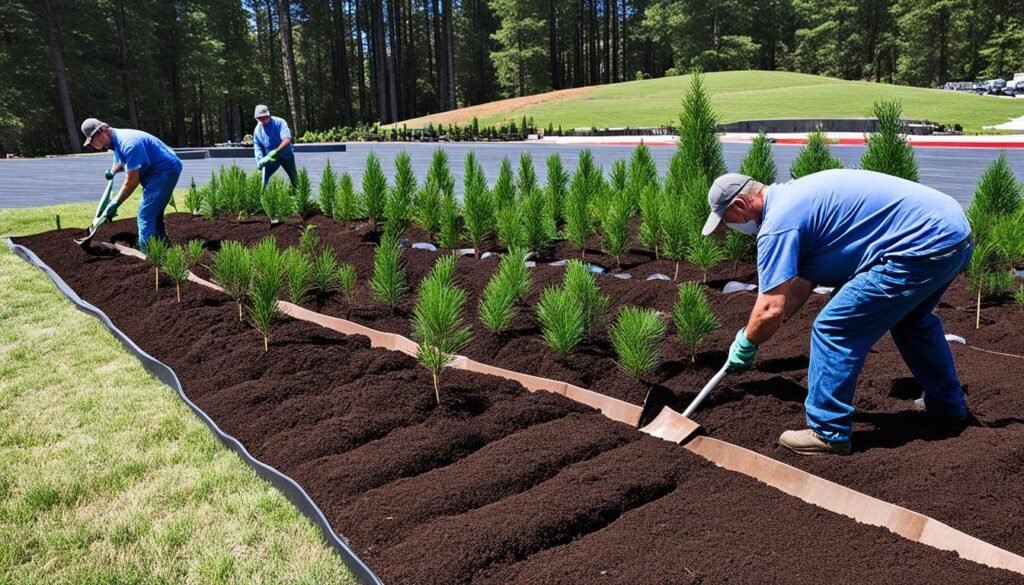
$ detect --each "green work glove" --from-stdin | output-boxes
[268,148,278,162]
[104,169,117,181]
[257,153,273,169]
[103,200,120,221]
[726,328,758,373]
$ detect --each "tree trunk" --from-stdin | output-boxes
[38,0,80,154]
[433,0,445,111]
[277,0,303,135]
[355,0,368,118]
[331,0,354,125]
[549,0,560,89]
[443,0,455,110]
[114,0,139,128]
[370,0,389,123]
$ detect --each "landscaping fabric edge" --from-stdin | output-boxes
[5,237,385,585]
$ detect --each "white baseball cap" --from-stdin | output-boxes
[701,173,753,235]
[254,104,270,119]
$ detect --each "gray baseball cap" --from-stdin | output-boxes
[701,173,753,235]
[254,104,270,119]
[81,118,109,147]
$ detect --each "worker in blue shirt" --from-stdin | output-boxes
[252,104,297,186]
[80,118,182,254]
[702,170,973,455]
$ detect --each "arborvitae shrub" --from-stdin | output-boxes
[860,100,919,182]
[609,306,667,379]
[536,285,585,360]
[363,152,388,230]
[790,130,843,179]
[673,282,720,362]
[370,233,409,311]
[739,130,777,184]
[318,161,338,217]
[462,151,495,258]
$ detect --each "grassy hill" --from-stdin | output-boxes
[398,70,1024,135]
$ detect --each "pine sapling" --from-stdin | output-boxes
[860,100,918,182]
[363,152,388,230]
[414,182,443,238]
[496,204,526,250]
[609,306,667,380]
[210,241,252,321]
[145,236,168,290]
[790,129,843,179]
[676,69,727,182]
[517,151,538,199]
[385,150,416,238]
[739,130,777,184]
[564,259,609,337]
[411,278,471,404]
[312,248,339,297]
[628,144,659,211]
[660,188,689,280]
[162,245,190,303]
[673,282,720,362]
[462,151,495,258]
[723,230,754,276]
[687,235,725,283]
[497,247,532,304]
[563,169,596,258]
[185,178,202,214]
[294,167,317,219]
[282,248,314,305]
[248,239,285,352]
[521,186,555,256]
[436,190,462,249]
[535,285,585,361]
[420,254,458,292]
[545,153,569,223]
[609,159,629,203]
[637,185,663,258]
[1014,284,1024,308]
[479,269,519,334]
[965,239,994,329]
[185,239,205,269]
[493,156,517,211]
[319,161,338,217]
[601,195,632,269]
[370,233,409,311]
[337,263,358,318]
[966,153,1022,241]
[299,224,320,258]
[335,172,359,223]
[260,176,295,223]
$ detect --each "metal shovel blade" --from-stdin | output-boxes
[682,364,730,418]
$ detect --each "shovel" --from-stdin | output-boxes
[74,178,115,249]
[637,363,729,428]
[637,363,730,443]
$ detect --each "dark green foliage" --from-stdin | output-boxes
[436,190,463,249]
[218,164,250,218]
[609,306,667,379]
[965,239,995,329]
[144,236,168,291]
[411,270,471,404]
[563,259,609,336]
[628,144,659,216]
[185,178,202,214]
[687,235,725,283]
[496,247,532,304]
[385,151,416,238]
[293,167,316,219]
[860,101,918,182]
[462,152,495,258]
[414,182,443,237]
[199,182,218,220]
[369,233,409,311]
[299,224,319,258]
[161,245,190,302]
[601,194,632,268]
[517,151,538,198]
[521,186,555,255]
[1015,284,1024,308]
[363,152,388,230]
[248,238,286,352]
[677,69,726,183]
[609,159,629,205]
[420,254,458,291]
[739,130,777,184]
[318,161,338,218]
[335,172,360,222]
[790,130,843,179]
[535,285,585,360]
[496,204,525,250]
[282,248,314,305]
[426,148,456,198]
[661,167,709,280]
[478,260,520,335]
[493,156,517,211]
[337,263,358,318]
[637,185,663,257]
[724,230,755,275]
[209,240,252,321]
[545,153,569,223]
[312,249,339,296]
[260,177,295,223]
[673,282,720,362]
[243,171,264,215]
[185,239,204,268]
[563,150,602,258]
[967,153,1022,240]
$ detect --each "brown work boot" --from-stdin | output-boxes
[779,429,852,456]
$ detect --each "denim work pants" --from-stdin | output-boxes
[807,238,973,443]
[261,155,298,186]
[137,168,182,254]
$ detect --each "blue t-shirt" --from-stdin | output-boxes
[111,129,182,185]
[756,169,970,292]
[253,116,294,160]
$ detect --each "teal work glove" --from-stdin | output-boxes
[268,148,279,162]
[257,153,273,169]
[726,328,758,373]
[103,200,120,221]
[104,169,117,180]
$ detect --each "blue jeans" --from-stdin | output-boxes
[138,168,181,254]
[807,238,973,443]
[261,155,298,186]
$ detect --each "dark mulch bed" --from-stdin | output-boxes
[11,217,1024,583]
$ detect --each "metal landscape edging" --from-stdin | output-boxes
[15,238,1024,579]
[5,238,384,585]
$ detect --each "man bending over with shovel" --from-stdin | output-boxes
[253,104,297,186]
[81,118,182,254]
[702,169,973,455]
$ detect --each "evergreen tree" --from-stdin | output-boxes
[545,153,570,224]
[363,152,388,231]
[462,151,495,258]
[677,69,726,187]
[790,130,844,179]
[493,156,517,211]
[739,130,777,184]
[860,101,918,182]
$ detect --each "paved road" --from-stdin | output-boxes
[2,142,1022,208]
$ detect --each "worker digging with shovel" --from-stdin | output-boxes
[252,104,297,186]
[703,170,973,455]
[79,118,182,254]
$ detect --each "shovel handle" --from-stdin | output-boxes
[682,363,729,418]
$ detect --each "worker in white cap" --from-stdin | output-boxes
[252,104,297,186]
[80,118,182,254]
[703,169,973,455]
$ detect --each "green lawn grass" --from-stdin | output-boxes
[413,70,1024,134]
[0,201,357,584]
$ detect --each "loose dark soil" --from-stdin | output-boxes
[13,216,1024,583]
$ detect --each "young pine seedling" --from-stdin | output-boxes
[363,152,389,231]
[609,306,667,380]
[282,247,314,305]
[965,239,994,329]
[161,245,190,303]
[477,250,530,335]
[385,150,416,238]
[601,196,632,269]
[462,151,495,258]
[209,241,252,321]
[185,239,205,269]
[318,161,338,218]
[335,172,359,224]
[436,190,463,249]
[411,278,472,405]
[535,285,585,361]
[299,224,320,258]
[686,235,725,283]
[144,235,168,291]
[337,263,358,318]
[311,248,339,297]
[723,230,754,276]
[673,282,721,363]
[420,254,458,292]
[563,259,609,337]
[637,185,663,259]
[294,167,317,219]
[248,240,285,352]
[370,233,409,312]
[497,247,532,304]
